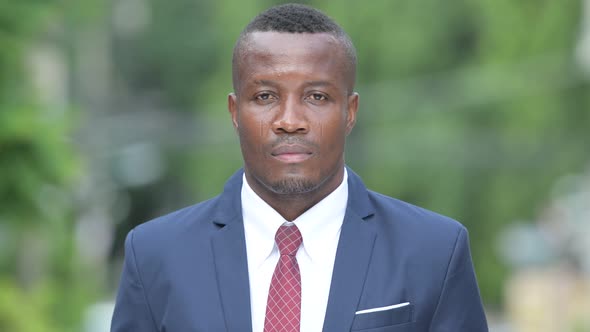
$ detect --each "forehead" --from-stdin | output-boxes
[235,32,351,89]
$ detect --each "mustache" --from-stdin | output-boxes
[270,136,319,149]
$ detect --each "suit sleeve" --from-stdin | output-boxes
[429,228,489,332]
[111,229,158,332]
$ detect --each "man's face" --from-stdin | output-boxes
[229,32,358,197]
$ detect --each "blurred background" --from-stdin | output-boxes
[1,0,590,331]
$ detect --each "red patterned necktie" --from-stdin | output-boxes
[264,224,303,332]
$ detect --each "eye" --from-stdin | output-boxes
[307,93,328,103]
[311,93,327,101]
[254,92,276,104]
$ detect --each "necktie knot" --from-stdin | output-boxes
[275,224,302,256]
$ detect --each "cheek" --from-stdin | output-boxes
[259,119,265,138]
[240,108,272,131]
[317,115,347,146]
[238,114,271,154]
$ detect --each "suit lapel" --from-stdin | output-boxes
[210,170,253,332]
[322,168,376,331]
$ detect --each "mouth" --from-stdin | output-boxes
[271,144,313,163]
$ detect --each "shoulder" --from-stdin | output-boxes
[129,168,244,246]
[125,194,226,261]
[365,189,467,251]
[346,167,466,248]
[136,196,219,236]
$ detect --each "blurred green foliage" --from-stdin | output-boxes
[0,105,77,226]
[1,0,590,330]
[0,277,93,332]
[0,1,93,331]
[0,279,58,332]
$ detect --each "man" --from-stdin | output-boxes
[111,3,488,332]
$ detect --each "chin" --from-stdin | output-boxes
[267,176,319,195]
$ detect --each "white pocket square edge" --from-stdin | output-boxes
[355,302,410,315]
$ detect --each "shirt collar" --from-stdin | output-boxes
[241,169,348,267]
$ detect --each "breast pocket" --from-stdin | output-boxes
[351,304,414,331]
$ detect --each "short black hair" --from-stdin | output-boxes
[232,3,357,91]
[243,3,345,34]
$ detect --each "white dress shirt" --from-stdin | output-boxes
[242,169,348,332]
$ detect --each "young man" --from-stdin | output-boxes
[111,4,488,331]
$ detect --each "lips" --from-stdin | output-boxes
[271,144,313,163]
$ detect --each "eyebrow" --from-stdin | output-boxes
[303,80,336,88]
[252,79,278,87]
[251,79,336,89]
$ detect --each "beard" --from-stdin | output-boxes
[267,177,318,195]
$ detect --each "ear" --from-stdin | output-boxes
[228,93,239,130]
[345,92,359,135]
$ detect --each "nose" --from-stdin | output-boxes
[271,97,309,134]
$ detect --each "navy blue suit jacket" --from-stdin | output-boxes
[111,169,488,331]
